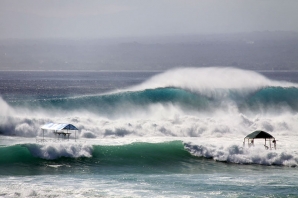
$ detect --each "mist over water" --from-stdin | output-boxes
[1,67,298,197]
[0,67,298,167]
[1,0,298,195]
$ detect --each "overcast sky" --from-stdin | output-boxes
[0,0,298,39]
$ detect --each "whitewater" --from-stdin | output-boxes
[0,67,298,197]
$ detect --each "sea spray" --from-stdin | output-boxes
[129,67,296,93]
[1,69,298,197]
[25,143,93,160]
[0,67,298,167]
[184,141,298,167]
[1,140,297,167]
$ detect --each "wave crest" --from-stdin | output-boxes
[24,143,93,160]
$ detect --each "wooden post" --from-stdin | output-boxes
[269,139,271,150]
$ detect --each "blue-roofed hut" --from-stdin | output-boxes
[39,123,78,142]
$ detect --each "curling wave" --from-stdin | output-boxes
[0,141,297,168]
[7,85,298,117]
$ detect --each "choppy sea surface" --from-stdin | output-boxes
[0,67,298,197]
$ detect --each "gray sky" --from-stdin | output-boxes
[0,0,298,39]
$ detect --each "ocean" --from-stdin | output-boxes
[0,67,298,197]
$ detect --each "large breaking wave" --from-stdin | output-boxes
[0,141,297,172]
[8,86,298,115]
[1,67,298,137]
[1,67,298,167]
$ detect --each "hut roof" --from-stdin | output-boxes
[41,123,78,131]
[245,130,274,139]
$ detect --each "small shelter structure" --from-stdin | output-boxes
[38,123,78,142]
[243,130,277,149]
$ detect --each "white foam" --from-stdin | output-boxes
[1,67,298,166]
[184,137,298,167]
[128,67,297,93]
[25,142,93,160]
[1,67,298,138]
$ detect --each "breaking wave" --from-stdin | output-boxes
[8,86,298,115]
[0,141,297,170]
[1,67,298,168]
[4,67,298,118]
[184,142,298,167]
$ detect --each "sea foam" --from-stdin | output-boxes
[184,141,298,167]
[1,67,298,167]
[24,143,93,160]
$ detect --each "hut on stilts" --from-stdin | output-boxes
[243,130,277,150]
[37,123,78,143]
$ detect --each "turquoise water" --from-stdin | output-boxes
[0,140,297,197]
[0,68,298,197]
[1,168,297,197]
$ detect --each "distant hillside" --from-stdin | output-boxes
[0,31,297,71]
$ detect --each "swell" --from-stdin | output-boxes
[91,140,194,167]
[0,141,201,175]
[8,87,210,115]
[0,141,194,165]
[243,86,298,111]
[8,86,298,114]
[2,141,297,167]
[0,144,42,164]
[0,140,296,176]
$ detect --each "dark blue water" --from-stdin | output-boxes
[0,71,159,101]
[0,68,298,197]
